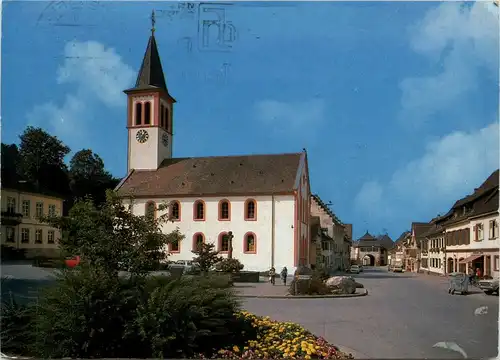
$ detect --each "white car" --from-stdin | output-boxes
[350,265,360,274]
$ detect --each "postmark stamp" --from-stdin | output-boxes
[36,0,101,27]
[197,3,237,52]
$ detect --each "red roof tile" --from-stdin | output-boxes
[116,153,303,197]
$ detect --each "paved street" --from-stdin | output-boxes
[242,267,499,359]
[2,265,498,358]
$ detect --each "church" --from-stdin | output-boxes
[115,21,311,272]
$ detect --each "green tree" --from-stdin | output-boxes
[27,192,248,359]
[192,242,223,274]
[69,149,120,205]
[42,191,183,276]
[1,143,20,187]
[18,126,71,195]
[215,258,244,273]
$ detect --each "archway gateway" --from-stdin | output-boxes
[363,254,375,266]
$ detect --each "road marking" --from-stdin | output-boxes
[433,342,468,358]
[474,306,488,315]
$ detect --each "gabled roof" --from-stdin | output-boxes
[358,231,376,241]
[394,231,410,245]
[412,222,433,238]
[116,153,304,197]
[441,169,499,227]
[377,234,394,249]
[355,231,392,249]
[311,194,343,225]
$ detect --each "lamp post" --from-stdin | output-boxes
[227,231,234,259]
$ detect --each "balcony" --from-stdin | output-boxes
[1,211,23,226]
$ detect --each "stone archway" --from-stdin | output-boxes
[363,254,375,266]
[447,257,454,274]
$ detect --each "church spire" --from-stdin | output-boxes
[124,10,174,100]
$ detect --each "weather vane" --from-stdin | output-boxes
[151,10,156,35]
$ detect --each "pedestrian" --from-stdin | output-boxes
[280,266,288,286]
[269,267,276,285]
[476,267,482,279]
[468,266,474,284]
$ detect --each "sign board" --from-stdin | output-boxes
[297,275,312,280]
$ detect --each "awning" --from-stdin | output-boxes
[459,254,483,264]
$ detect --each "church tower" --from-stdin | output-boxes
[124,11,175,172]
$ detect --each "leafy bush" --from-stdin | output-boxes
[215,258,244,273]
[0,245,26,261]
[132,275,251,358]
[192,242,223,274]
[31,265,141,358]
[0,295,36,356]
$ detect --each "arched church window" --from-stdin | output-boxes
[135,102,142,125]
[245,199,257,220]
[144,102,151,125]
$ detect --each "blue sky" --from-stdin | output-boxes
[2,1,499,240]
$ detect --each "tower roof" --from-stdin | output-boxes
[125,32,175,102]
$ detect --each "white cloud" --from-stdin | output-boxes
[27,40,135,146]
[255,99,325,133]
[354,122,499,221]
[56,41,135,108]
[400,1,498,124]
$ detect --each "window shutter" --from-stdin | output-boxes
[473,225,477,241]
[489,221,494,239]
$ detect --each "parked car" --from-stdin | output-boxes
[349,265,360,274]
[478,277,499,295]
[170,260,198,273]
[393,264,403,273]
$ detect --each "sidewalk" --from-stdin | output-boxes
[234,282,289,297]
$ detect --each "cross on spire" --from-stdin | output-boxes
[151,10,156,35]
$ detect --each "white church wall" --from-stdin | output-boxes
[128,194,296,272]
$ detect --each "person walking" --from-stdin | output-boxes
[468,266,475,284]
[269,267,276,285]
[280,267,288,286]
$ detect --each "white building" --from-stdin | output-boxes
[439,170,499,276]
[115,28,311,272]
[420,219,446,276]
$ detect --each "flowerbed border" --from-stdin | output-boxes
[236,288,368,299]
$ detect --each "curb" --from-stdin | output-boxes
[236,288,368,299]
[336,345,371,359]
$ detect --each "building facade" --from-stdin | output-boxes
[310,195,347,271]
[421,170,499,277]
[1,187,63,258]
[389,231,410,267]
[420,221,446,275]
[342,224,353,270]
[443,171,499,276]
[354,232,392,266]
[405,222,432,273]
[116,28,311,272]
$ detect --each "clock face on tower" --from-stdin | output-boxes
[136,129,149,143]
[162,133,169,147]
